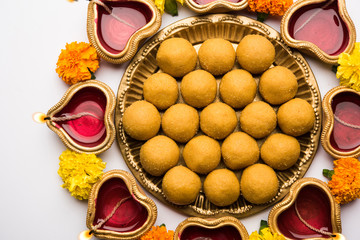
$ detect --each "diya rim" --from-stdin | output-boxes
[321,86,360,159]
[87,0,162,64]
[174,216,249,240]
[86,170,158,240]
[268,177,342,240]
[46,80,116,155]
[184,0,248,14]
[280,0,356,65]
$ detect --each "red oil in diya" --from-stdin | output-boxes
[53,87,107,148]
[288,0,349,56]
[330,91,360,152]
[277,186,333,239]
[96,1,153,54]
[180,225,242,240]
[93,178,148,232]
[193,0,239,5]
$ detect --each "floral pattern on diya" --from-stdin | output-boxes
[321,86,360,159]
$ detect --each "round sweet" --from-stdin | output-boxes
[240,164,279,204]
[200,102,237,140]
[140,135,180,176]
[181,70,217,108]
[240,101,276,139]
[162,103,199,143]
[183,135,221,174]
[204,169,240,206]
[222,132,259,170]
[156,38,197,77]
[261,133,300,170]
[162,166,202,205]
[198,38,236,75]
[122,101,161,141]
[236,35,275,74]
[277,98,315,136]
[220,69,257,109]
[143,72,179,110]
[259,66,298,105]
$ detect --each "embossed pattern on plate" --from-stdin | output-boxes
[115,14,322,218]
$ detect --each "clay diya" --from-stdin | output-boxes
[321,86,360,159]
[84,170,157,240]
[174,217,249,240]
[268,178,343,240]
[87,0,161,64]
[281,0,356,65]
[45,80,115,155]
[184,0,247,13]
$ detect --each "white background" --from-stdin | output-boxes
[1,0,359,239]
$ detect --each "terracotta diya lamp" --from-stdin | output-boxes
[174,217,249,240]
[281,0,356,65]
[184,0,247,13]
[82,170,157,240]
[268,178,343,240]
[87,0,161,64]
[321,86,360,159]
[35,80,115,155]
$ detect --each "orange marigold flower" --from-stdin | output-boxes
[140,225,174,240]
[328,157,360,204]
[248,0,293,16]
[56,41,99,85]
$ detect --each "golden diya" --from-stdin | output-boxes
[321,86,360,159]
[33,80,115,155]
[87,0,161,64]
[174,216,249,240]
[268,178,344,240]
[79,170,157,240]
[280,0,356,64]
[184,0,248,14]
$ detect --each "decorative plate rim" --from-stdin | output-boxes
[115,14,322,218]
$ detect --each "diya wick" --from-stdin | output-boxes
[79,196,132,240]
[294,200,345,239]
[91,0,136,29]
[33,112,101,123]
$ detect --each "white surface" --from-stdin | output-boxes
[0,0,359,239]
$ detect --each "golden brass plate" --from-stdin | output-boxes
[115,14,322,218]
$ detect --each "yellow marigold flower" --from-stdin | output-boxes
[56,41,99,85]
[140,225,174,240]
[336,42,360,91]
[249,227,285,240]
[248,0,293,16]
[58,149,106,200]
[327,157,360,204]
[154,0,166,14]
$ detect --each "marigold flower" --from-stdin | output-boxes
[248,0,293,16]
[58,149,106,200]
[140,225,174,240]
[154,0,182,14]
[336,42,360,91]
[249,227,285,240]
[56,41,99,85]
[327,157,360,204]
